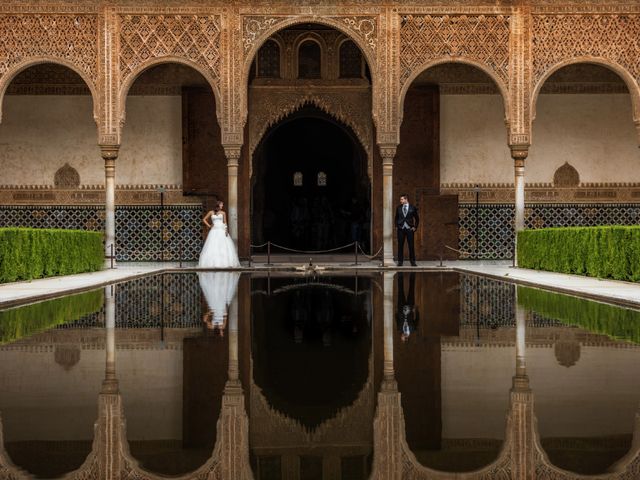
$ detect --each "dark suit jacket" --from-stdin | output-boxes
[395,204,420,230]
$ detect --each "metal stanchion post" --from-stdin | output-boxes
[354,241,359,266]
[110,244,114,269]
[267,241,272,266]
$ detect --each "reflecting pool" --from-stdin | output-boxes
[0,272,638,479]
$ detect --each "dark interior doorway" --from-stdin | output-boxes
[252,106,371,253]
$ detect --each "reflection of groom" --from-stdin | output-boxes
[397,272,419,342]
[395,194,419,266]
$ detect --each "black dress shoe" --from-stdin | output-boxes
[410,262,417,266]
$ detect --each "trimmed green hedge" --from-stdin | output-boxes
[517,226,640,282]
[0,288,104,344]
[517,286,640,345]
[0,228,103,283]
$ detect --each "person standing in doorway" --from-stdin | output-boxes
[395,194,419,266]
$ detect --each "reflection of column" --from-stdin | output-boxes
[95,283,124,480]
[371,271,402,480]
[224,145,241,245]
[102,285,118,393]
[380,145,397,266]
[217,277,251,480]
[101,146,119,268]
[509,289,533,479]
[383,272,395,384]
[513,292,529,389]
[226,290,240,390]
[511,147,527,266]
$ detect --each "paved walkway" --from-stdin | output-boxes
[1,259,639,309]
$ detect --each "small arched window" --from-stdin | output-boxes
[257,40,280,78]
[293,172,303,186]
[298,41,321,79]
[339,40,363,78]
[317,172,327,187]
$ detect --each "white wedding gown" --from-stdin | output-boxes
[198,272,240,324]
[198,213,241,268]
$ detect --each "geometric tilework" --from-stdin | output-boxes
[0,205,204,261]
[58,273,203,329]
[459,274,563,329]
[460,203,640,260]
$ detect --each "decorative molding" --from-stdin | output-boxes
[441,183,640,203]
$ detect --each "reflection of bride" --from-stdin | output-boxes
[198,272,240,333]
[198,200,241,268]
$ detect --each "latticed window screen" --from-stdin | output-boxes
[317,172,327,186]
[339,40,363,78]
[298,41,321,79]
[293,172,303,186]
[257,40,280,78]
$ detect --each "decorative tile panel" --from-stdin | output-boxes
[0,205,204,261]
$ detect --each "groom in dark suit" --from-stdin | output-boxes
[395,194,419,266]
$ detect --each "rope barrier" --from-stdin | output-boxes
[262,241,357,255]
[357,243,383,260]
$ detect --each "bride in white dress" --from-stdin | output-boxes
[198,201,241,268]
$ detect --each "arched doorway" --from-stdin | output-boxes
[252,106,370,252]
[244,23,375,257]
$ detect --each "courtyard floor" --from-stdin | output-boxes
[0,258,639,309]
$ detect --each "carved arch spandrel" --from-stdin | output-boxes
[248,93,373,165]
[531,13,640,142]
[398,13,511,90]
[115,12,223,132]
[0,11,99,127]
[237,14,381,138]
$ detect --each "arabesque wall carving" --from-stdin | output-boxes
[0,13,99,84]
[118,13,221,88]
[399,14,511,89]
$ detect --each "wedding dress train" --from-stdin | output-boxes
[198,213,241,268]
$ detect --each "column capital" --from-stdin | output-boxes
[510,145,529,166]
[379,143,398,163]
[223,145,242,166]
[99,144,120,161]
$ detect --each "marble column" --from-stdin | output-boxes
[511,147,528,266]
[513,294,529,388]
[101,146,119,268]
[226,277,240,392]
[224,146,241,245]
[380,145,397,267]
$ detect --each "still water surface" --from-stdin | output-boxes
[0,272,638,479]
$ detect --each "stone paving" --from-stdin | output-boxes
[1,258,639,309]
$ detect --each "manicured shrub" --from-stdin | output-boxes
[517,226,640,282]
[0,288,104,344]
[0,228,103,283]
[517,286,640,345]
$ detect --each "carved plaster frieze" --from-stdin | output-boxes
[532,14,640,88]
[242,13,378,58]
[0,14,98,84]
[0,185,202,206]
[399,14,511,89]
[118,13,221,87]
[248,87,373,165]
[440,183,640,204]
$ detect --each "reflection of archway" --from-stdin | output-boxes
[251,279,371,429]
[251,105,371,252]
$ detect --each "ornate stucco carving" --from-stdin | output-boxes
[248,88,373,163]
[118,13,221,86]
[399,14,511,89]
[0,13,99,83]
